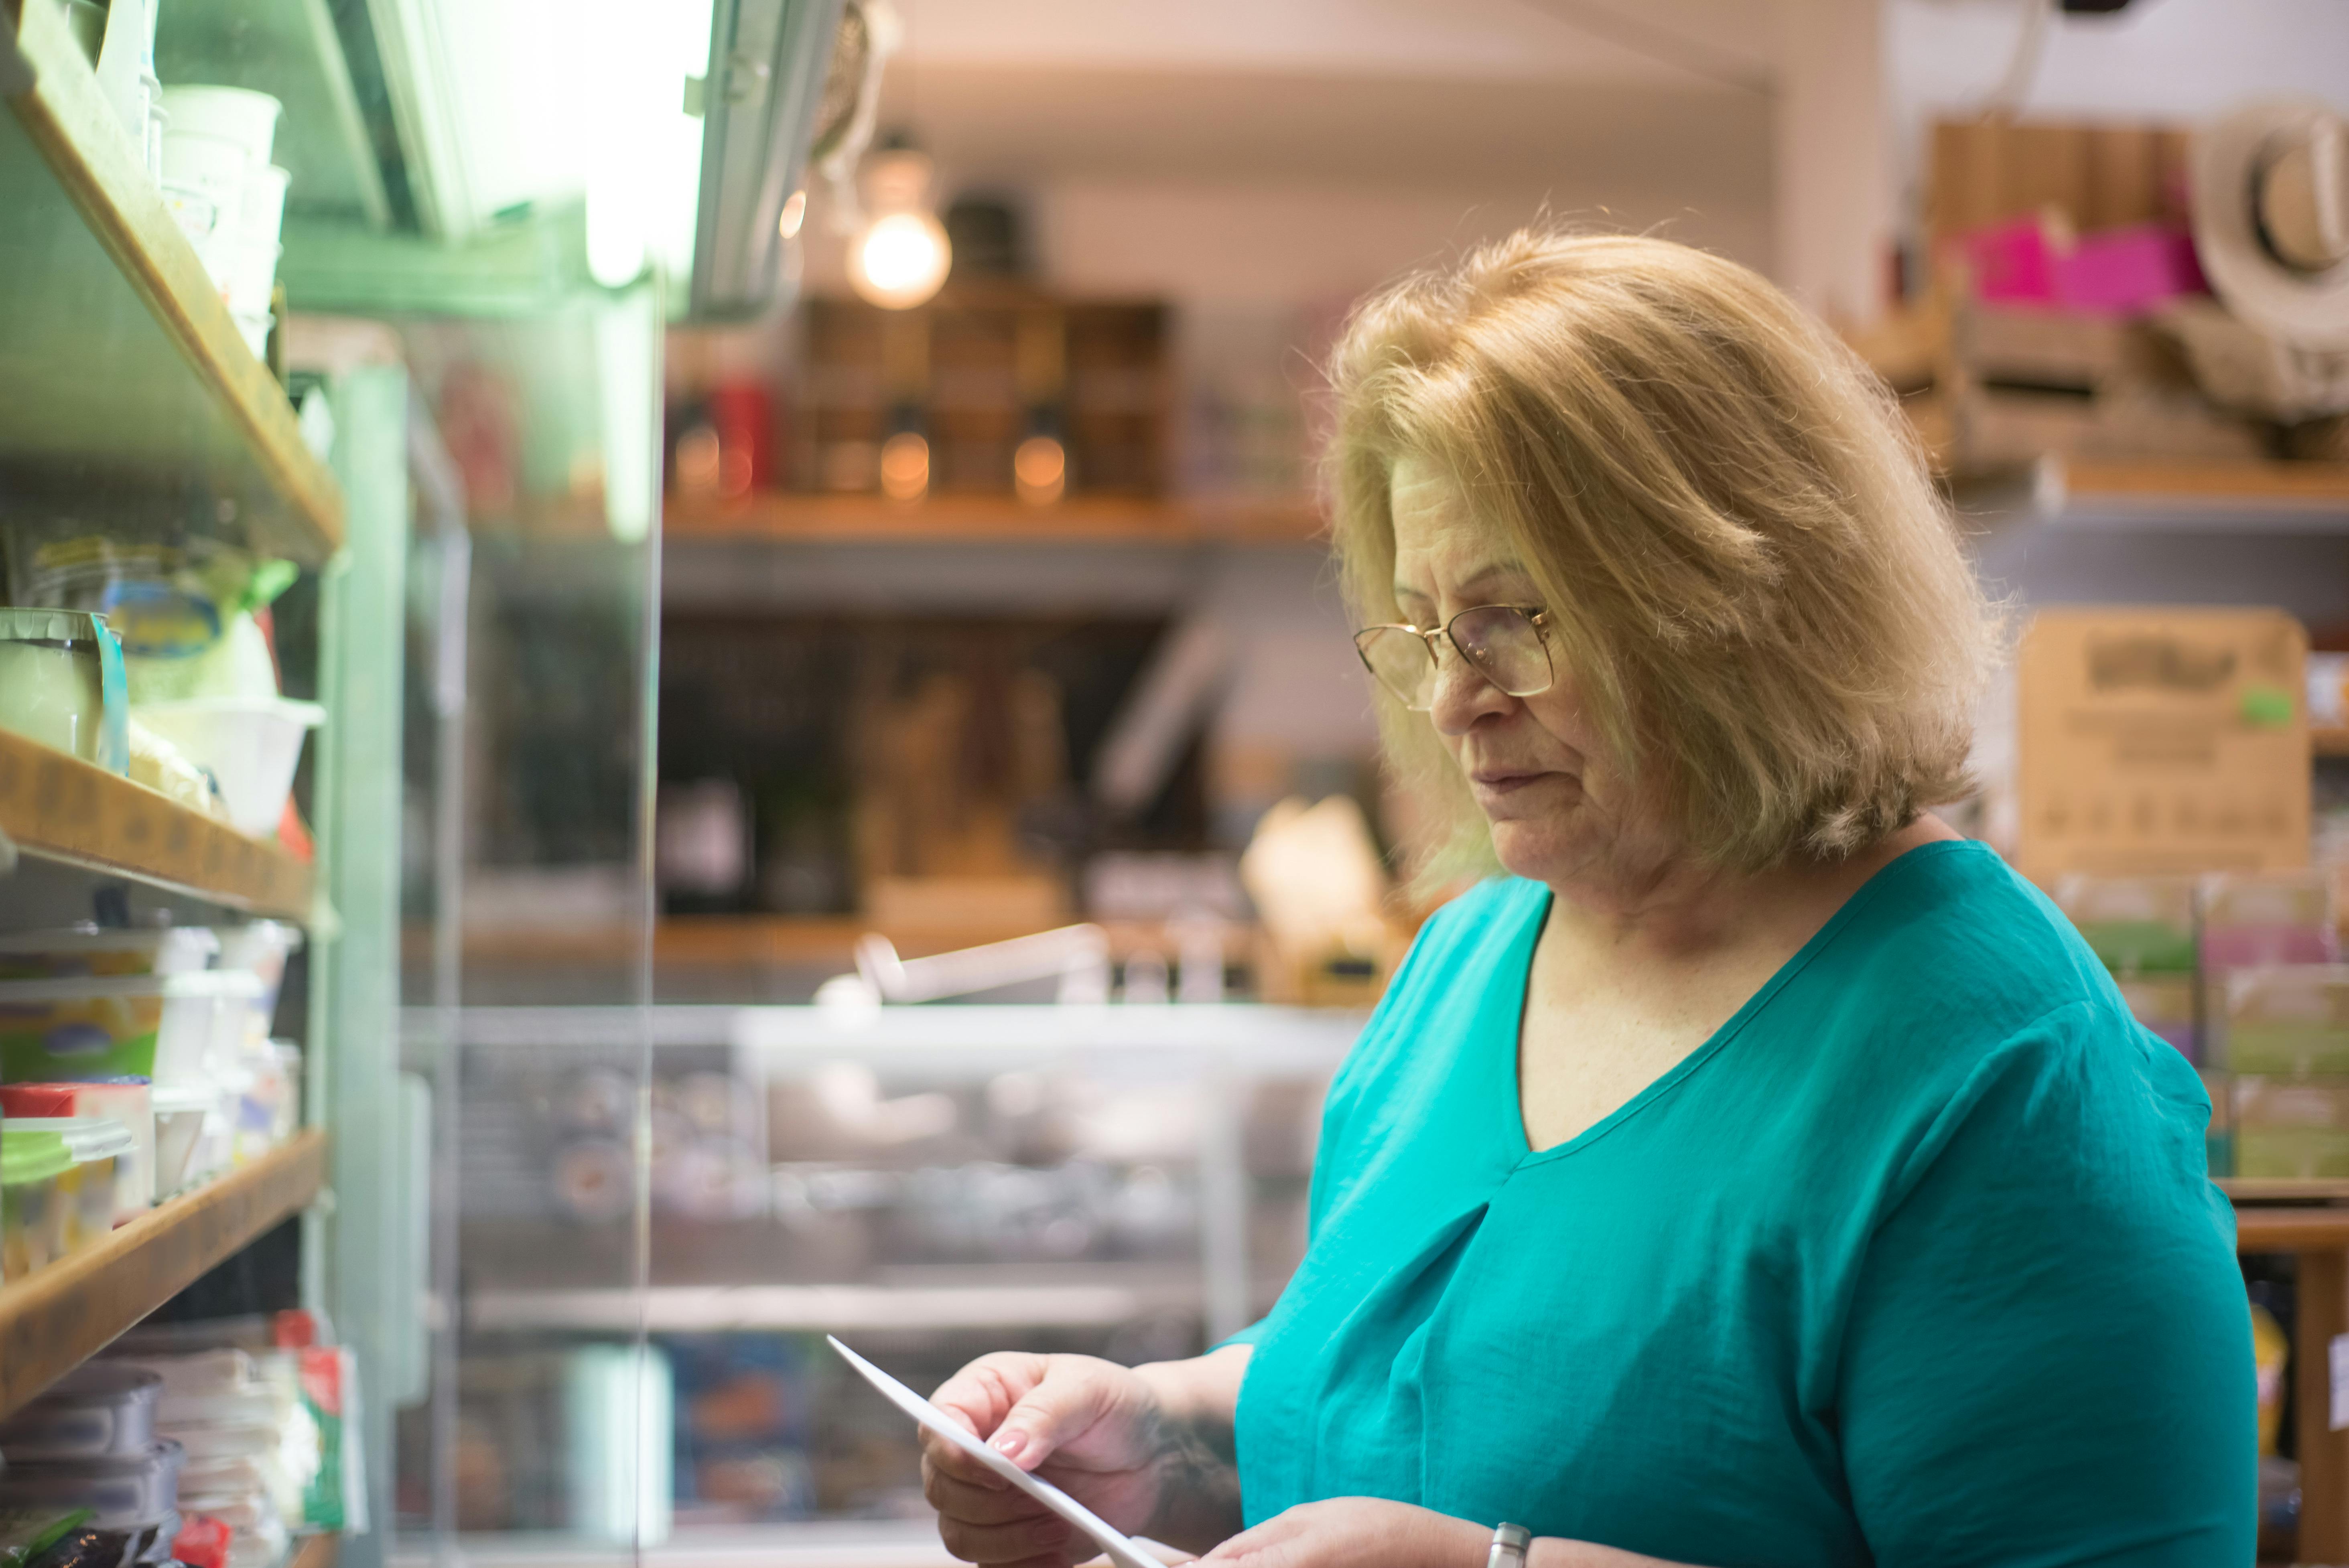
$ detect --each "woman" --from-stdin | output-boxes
[920,231,2253,1568]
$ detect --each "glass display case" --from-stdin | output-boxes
[414,1001,1354,1560]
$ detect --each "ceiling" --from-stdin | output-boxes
[874,0,1778,219]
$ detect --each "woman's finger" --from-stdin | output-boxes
[920,1424,1015,1488]
[936,1510,1075,1564]
[931,1352,1053,1438]
[923,1456,1056,1524]
[984,1365,1128,1471]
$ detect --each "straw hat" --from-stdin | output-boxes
[2191,99,2349,349]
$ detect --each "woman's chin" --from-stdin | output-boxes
[1487,819,1585,885]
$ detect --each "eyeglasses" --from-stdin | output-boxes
[1352,605,1554,712]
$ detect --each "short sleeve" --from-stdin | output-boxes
[1837,1004,2255,1566]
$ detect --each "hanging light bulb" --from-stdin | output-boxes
[848,146,951,309]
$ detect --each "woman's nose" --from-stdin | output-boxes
[1427,644,1514,735]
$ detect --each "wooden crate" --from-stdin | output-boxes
[1928,119,2193,243]
[798,287,1169,499]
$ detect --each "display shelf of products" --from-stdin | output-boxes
[469,1265,1207,1335]
[0,730,313,919]
[664,492,1322,547]
[0,1129,327,1418]
[0,0,344,565]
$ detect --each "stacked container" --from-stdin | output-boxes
[2204,872,2347,1180]
[0,1365,185,1566]
[2053,875,2201,1060]
[155,87,286,359]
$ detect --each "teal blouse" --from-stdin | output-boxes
[1230,842,2252,1566]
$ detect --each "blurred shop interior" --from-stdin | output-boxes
[3,0,2349,1565]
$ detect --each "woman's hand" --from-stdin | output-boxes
[1196,1499,1487,1568]
[921,1346,1248,1567]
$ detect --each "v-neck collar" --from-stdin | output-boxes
[1496,839,1982,1170]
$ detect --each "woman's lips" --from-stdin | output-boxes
[1469,769,1551,797]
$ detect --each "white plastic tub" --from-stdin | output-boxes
[233,312,272,360]
[151,1082,214,1197]
[158,87,279,163]
[209,237,279,316]
[158,130,246,216]
[238,164,290,246]
[131,699,323,838]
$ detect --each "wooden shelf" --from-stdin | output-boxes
[0,1130,327,1417]
[664,492,1322,547]
[2060,458,2349,506]
[2231,1203,2349,1252]
[1,0,343,565]
[0,730,313,920]
[2312,727,2349,759]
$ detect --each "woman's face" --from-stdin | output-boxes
[1388,454,1676,893]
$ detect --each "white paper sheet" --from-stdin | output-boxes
[826,1335,1172,1568]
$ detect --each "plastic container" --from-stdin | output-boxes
[159,184,221,250]
[2052,874,2199,975]
[0,1365,164,1460]
[2,1128,72,1281]
[1,1082,155,1220]
[130,701,321,839]
[157,88,278,164]
[157,131,247,220]
[2234,1077,2349,1179]
[2219,966,2349,1076]
[10,1118,137,1248]
[0,927,218,982]
[0,971,257,1083]
[208,238,279,318]
[0,1438,186,1529]
[2116,973,2199,1061]
[231,313,272,361]
[237,164,289,247]
[2204,872,2337,970]
[216,924,296,1052]
[150,1084,213,1197]
[0,609,128,772]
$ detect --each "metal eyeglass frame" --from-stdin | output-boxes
[1352,605,1555,711]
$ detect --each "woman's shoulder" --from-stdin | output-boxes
[1810,839,2125,1043]
[1788,840,2210,1171]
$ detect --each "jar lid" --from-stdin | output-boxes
[7,1117,135,1163]
[1,1128,73,1184]
[0,608,109,647]
[150,1083,215,1113]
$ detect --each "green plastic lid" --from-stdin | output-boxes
[8,1117,134,1164]
[2,1129,73,1187]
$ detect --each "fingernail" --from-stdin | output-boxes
[991,1430,1027,1461]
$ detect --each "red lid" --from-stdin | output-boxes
[0,1084,80,1117]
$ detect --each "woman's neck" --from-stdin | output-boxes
[1543,814,1959,966]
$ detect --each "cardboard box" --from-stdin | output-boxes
[2016,607,2309,880]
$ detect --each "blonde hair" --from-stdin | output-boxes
[1328,229,1991,882]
